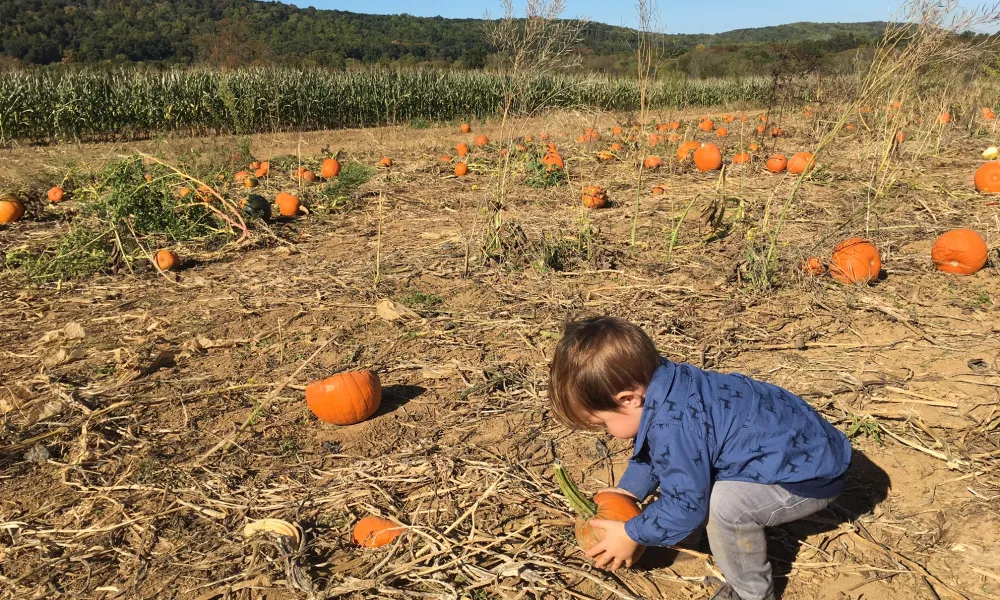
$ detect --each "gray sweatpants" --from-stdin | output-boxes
[705,480,836,600]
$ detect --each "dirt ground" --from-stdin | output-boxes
[1,108,999,600]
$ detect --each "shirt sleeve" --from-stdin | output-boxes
[617,458,660,501]
[623,420,712,546]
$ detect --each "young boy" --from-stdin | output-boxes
[548,316,851,600]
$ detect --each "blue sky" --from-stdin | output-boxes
[303,1,907,33]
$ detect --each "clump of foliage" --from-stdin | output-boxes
[320,163,376,208]
[524,160,566,189]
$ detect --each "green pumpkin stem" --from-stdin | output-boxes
[554,461,597,520]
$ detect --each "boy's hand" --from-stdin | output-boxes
[585,519,640,572]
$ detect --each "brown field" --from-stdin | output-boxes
[1,107,999,600]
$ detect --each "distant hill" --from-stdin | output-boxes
[0,0,888,76]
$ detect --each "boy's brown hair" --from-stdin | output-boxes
[548,316,661,429]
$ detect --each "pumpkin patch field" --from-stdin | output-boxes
[1,104,1000,600]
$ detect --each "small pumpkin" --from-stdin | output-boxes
[454,163,469,177]
[668,121,680,130]
[722,114,735,123]
[766,154,788,173]
[353,516,405,548]
[516,143,528,152]
[240,194,271,221]
[748,142,761,152]
[756,124,767,135]
[250,161,261,170]
[643,155,664,170]
[47,186,65,203]
[612,125,623,136]
[937,112,952,125]
[656,123,669,132]
[732,152,751,165]
[974,162,1000,193]
[276,192,301,217]
[716,127,728,138]
[302,170,317,183]
[676,140,700,163]
[255,162,270,178]
[542,152,564,171]
[177,187,192,199]
[555,463,644,565]
[461,122,472,134]
[802,257,825,276]
[305,370,382,425]
[235,170,251,183]
[610,142,623,151]
[456,143,469,157]
[243,175,258,188]
[668,133,682,143]
[652,185,667,195]
[830,238,881,285]
[582,185,608,209]
[154,249,180,272]
[595,150,614,162]
[931,229,988,275]
[787,152,814,175]
[378,157,393,168]
[895,131,905,144]
[982,107,995,121]
[474,134,489,147]
[524,135,534,143]
[693,143,723,172]
[648,133,662,146]
[0,196,26,224]
[439,155,451,163]
[770,127,784,137]
[699,119,714,132]
[321,158,341,179]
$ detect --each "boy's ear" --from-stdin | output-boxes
[615,388,645,408]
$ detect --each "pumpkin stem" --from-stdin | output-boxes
[554,461,597,519]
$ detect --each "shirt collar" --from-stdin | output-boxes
[633,358,675,456]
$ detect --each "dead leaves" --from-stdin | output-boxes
[375,298,419,322]
[35,322,87,367]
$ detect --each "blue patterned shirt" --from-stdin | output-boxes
[618,358,851,547]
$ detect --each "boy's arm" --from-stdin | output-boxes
[622,426,711,547]
[616,459,660,502]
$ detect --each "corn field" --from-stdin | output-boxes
[0,68,807,145]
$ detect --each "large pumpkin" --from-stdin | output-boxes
[353,516,405,548]
[555,463,644,564]
[829,238,881,285]
[321,158,341,179]
[787,152,814,175]
[0,196,26,223]
[931,229,988,275]
[693,143,723,172]
[276,192,301,217]
[974,162,1000,193]
[582,185,608,209]
[306,370,382,425]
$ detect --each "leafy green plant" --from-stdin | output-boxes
[847,414,883,444]
[525,159,566,188]
[320,162,376,207]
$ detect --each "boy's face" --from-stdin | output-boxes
[588,386,645,439]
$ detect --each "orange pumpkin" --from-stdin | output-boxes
[668,121,680,130]
[243,175,258,189]
[474,134,489,147]
[542,152,564,171]
[177,187,192,199]
[353,516,405,548]
[648,133,662,146]
[802,257,825,276]
[693,143,723,172]
[974,162,1000,193]
[757,114,768,122]
[611,142,623,151]
[235,170,251,183]
[890,100,903,110]
[676,140,700,163]
[846,123,857,131]
[321,158,341,179]
[895,131,905,144]
[699,119,714,132]
[982,107,996,121]
[0,196,26,224]
[766,154,788,173]
[250,161,261,170]
[830,238,881,285]
[668,133,682,143]
[770,127,784,137]
[454,163,469,177]
[525,135,534,143]
[461,123,472,134]
[47,186,65,203]
[276,192,300,217]
[716,127,728,138]
[595,150,614,162]
[652,185,667,195]
[722,114,735,123]
[582,185,608,209]
[378,157,393,168]
[577,135,587,143]
[756,124,767,135]
[612,125,623,136]
[937,112,952,125]
[555,464,644,564]
[154,249,180,272]
[456,143,469,157]
[643,155,664,170]
[439,155,452,163]
[305,370,382,425]
[732,152,751,165]
[787,152,814,175]
[931,229,988,275]
[655,123,669,132]
[301,170,317,183]
[748,143,761,152]
[255,162,270,178]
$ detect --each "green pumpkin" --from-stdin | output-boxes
[241,194,271,221]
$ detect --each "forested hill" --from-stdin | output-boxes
[0,0,888,75]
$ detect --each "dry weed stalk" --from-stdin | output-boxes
[631,0,664,248]
[481,0,586,263]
